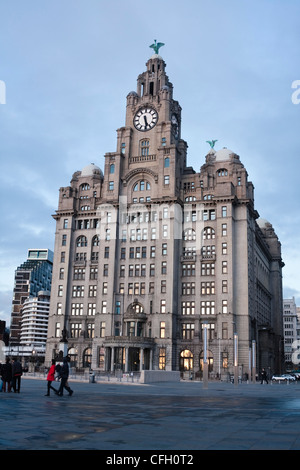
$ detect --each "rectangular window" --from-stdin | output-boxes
[109,181,114,191]
[161,280,166,293]
[88,303,96,316]
[57,303,62,315]
[101,301,107,314]
[182,263,196,276]
[63,219,68,229]
[182,323,195,340]
[160,321,166,338]
[62,234,67,246]
[160,300,166,313]
[201,263,215,276]
[100,322,106,338]
[55,322,61,338]
[70,323,82,338]
[222,300,228,314]
[58,285,63,297]
[71,303,83,316]
[182,301,195,315]
[200,301,215,315]
[89,285,97,297]
[103,264,108,276]
[119,283,124,294]
[222,322,228,339]
[115,301,121,315]
[159,348,166,370]
[102,282,108,294]
[222,243,227,255]
[222,206,227,217]
[182,282,195,295]
[90,267,98,280]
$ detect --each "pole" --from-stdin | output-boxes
[234,333,238,386]
[203,322,208,389]
[252,340,256,383]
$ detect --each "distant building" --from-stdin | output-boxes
[45,48,284,378]
[10,249,53,346]
[20,290,51,347]
[283,298,298,369]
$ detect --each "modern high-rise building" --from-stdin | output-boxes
[10,249,53,346]
[20,290,51,347]
[45,46,284,378]
[283,298,298,369]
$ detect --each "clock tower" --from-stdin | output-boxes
[103,44,188,205]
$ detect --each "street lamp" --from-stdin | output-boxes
[234,333,238,385]
[203,322,208,389]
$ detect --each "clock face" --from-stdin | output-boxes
[134,107,158,131]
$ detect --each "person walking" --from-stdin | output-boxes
[45,359,59,396]
[58,357,73,396]
[1,357,12,393]
[261,368,268,384]
[11,357,22,393]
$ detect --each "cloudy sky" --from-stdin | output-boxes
[0,0,299,325]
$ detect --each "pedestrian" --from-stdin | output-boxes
[58,357,73,396]
[45,359,59,396]
[1,357,12,392]
[261,368,268,384]
[11,357,22,393]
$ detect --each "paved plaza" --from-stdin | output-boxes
[1,376,300,452]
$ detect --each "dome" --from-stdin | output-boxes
[127,91,138,97]
[81,163,103,178]
[150,54,163,60]
[215,148,235,161]
[257,218,271,229]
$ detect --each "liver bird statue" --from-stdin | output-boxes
[206,139,218,149]
[150,40,165,55]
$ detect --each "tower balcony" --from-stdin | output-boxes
[129,154,156,164]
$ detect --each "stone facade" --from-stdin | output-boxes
[45,52,284,378]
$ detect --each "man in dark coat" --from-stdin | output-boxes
[1,357,12,392]
[58,357,73,396]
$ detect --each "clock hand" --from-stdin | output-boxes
[144,116,148,127]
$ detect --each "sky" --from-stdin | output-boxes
[0,0,299,326]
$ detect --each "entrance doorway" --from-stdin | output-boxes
[128,348,140,371]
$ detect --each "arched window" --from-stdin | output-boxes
[110,164,115,174]
[133,180,151,192]
[203,227,215,240]
[76,236,87,247]
[68,347,78,368]
[83,348,92,368]
[183,228,196,241]
[217,169,228,177]
[80,183,90,191]
[164,157,170,168]
[92,235,100,246]
[128,302,144,314]
[200,350,214,373]
[180,350,193,371]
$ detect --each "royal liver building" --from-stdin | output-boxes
[45,44,284,379]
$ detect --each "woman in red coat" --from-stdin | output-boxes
[45,359,58,396]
